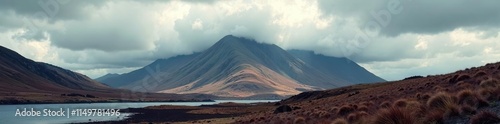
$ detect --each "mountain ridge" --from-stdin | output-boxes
[98,35,385,97]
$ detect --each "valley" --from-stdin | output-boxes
[1,0,498,123]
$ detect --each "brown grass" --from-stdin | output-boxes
[380,101,391,108]
[351,104,358,110]
[373,107,417,124]
[474,71,487,77]
[393,99,408,108]
[459,105,476,116]
[236,62,500,124]
[331,118,348,124]
[457,89,477,106]
[478,88,495,102]
[494,88,500,101]
[337,105,355,116]
[424,110,444,124]
[357,105,369,112]
[470,111,500,124]
[415,93,422,99]
[422,91,464,121]
[405,100,425,117]
[347,113,358,122]
[476,96,490,108]
[349,111,370,124]
[419,93,431,101]
[480,78,499,89]
[426,92,456,110]
[443,103,460,118]
[329,107,339,113]
[457,74,471,82]
[361,101,374,107]
[357,111,369,118]
[293,116,306,124]
[456,81,473,90]
[319,111,331,119]
[449,74,459,83]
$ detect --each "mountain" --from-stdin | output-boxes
[287,50,385,84]
[95,73,119,82]
[99,35,385,97]
[97,53,199,88]
[0,45,110,93]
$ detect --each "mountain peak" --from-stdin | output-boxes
[215,35,274,48]
[215,35,248,47]
[221,34,237,40]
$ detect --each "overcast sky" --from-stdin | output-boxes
[1,0,500,81]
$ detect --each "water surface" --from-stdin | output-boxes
[0,100,279,124]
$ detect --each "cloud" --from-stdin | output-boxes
[317,0,500,37]
[0,0,499,81]
[48,1,161,52]
[0,0,108,21]
[0,11,25,32]
[383,0,500,36]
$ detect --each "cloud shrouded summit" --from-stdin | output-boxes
[0,0,499,81]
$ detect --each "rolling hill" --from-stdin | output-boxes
[0,45,218,104]
[0,45,110,93]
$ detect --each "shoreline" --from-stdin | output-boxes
[89,101,278,123]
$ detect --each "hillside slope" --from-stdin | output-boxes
[288,50,385,84]
[237,62,500,124]
[97,53,199,88]
[0,45,110,93]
